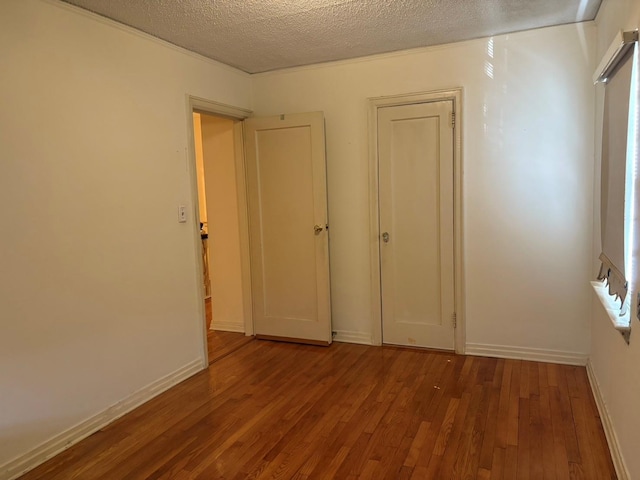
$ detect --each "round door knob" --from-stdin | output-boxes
[314,225,324,235]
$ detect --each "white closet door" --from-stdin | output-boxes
[378,101,455,350]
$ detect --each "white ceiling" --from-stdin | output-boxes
[62,0,602,74]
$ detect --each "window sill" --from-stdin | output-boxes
[591,281,631,343]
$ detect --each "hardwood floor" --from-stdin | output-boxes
[207,330,254,365]
[19,342,616,479]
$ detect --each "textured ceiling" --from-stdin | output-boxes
[62,0,602,73]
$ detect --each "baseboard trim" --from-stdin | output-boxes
[465,343,587,366]
[586,360,629,480]
[210,321,245,333]
[333,330,373,345]
[1,359,204,480]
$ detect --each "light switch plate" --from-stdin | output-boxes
[178,205,187,223]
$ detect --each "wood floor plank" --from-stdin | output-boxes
[358,459,381,479]
[519,360,530,399]
[529,361,540,397]
[404,420,430,467]
[549,386,572,479]
[506,360,521,446]
[504,445,519,479]
[478,356,498,385]
[452,383,487,478]
[460,383,492,478]
[432,398,460,456]
[409,465,429,479]
[478,383,501,471]
[490,447,506,480]
[571,395,599,479]
[536,362,557,479]
[495,360,513,448]
[477,467,492,480]
[529,394,545,479]
[432,389,472,477]
[413,361,463,468]
[516,397,530,480]
[17,342,616,480]
[556,364,583,464]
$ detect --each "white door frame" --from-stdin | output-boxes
[185,95,254,367]
[367,88,466,354]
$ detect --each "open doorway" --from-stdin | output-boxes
[192,110,253,364]
[187,96,332,364]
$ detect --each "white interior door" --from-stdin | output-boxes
[378,101,455,350]
[244,112,332,345]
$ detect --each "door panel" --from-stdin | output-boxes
[244,112,331,344]
[378,101,455,350]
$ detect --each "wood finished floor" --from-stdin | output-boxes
[19,341,616,479]
[207,330,254,365]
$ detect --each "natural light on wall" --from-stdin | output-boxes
[484,37,494,79]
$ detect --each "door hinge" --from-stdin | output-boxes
[452,312,457,328]
[450,111,456,129]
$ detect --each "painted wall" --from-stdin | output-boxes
[0,0,251,473]
[589,0,640,478]
[252,23,596,357]
[200,114,245,332]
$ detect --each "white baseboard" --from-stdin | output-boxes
[465,343,588,366]
[210,320,245,333]
[586,360,629,480]
[333,330,373,345]
[1,359,204,480]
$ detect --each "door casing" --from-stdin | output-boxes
[186,95,253,367]
[367,89,465,354]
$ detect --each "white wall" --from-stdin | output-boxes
[589,0,640,478]
[200,115,245,332]
[253,23,596,357]
[0,0,251,474]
